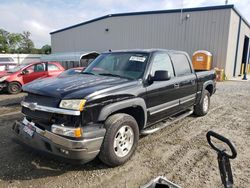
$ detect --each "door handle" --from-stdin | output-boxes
[174,83,179,88]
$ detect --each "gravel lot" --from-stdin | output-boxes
[0,81,249,188]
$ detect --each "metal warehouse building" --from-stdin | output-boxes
[50,5,250,78]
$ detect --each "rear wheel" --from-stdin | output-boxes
[99,113,139,167]
[194,90,210,116]
[7,82,22,94]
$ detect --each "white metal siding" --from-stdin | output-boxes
[234,18,250,76]
[225,10,240,78]
[51,9,231,71]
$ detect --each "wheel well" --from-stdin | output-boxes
[110,106,145,131]
[205,84,213,96]
[8,81,22,86]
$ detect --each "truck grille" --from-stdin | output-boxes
[24,93,60,108]
[22,93,81,130]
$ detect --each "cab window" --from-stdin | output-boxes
[150,52,174,77]
[171,53,192,76]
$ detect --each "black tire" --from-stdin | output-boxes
[7,82,22,94]
[99,113,139,167]
[194,90,210,116]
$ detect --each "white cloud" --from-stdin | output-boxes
[0,0,249,48]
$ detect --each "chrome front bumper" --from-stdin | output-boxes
[12,118,106,163]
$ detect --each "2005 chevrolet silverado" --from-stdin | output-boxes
[13,49,216,167]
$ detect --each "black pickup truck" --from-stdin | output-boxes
[13,49,216,167]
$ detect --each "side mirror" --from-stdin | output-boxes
[152,70,171,81]
[21,69,29,75]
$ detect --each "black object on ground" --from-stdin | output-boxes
[206,131,237,188]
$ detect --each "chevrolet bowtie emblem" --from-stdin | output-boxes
[27,103,37,111]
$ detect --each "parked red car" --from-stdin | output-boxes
[0,61,64,94]
[57,67,84,77]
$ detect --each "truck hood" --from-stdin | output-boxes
[22,74,135,99]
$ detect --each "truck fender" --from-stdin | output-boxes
[196,80,214,104]
[98,98,147,127]
[203,80,214,91]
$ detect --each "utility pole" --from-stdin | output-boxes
[180,0,183,24]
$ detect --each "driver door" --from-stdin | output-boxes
[145,52,180,125]
[22,63,47,84]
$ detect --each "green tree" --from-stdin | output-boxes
[41,44,51,54]
[0,29,24,53]
[0,28,48,54]
[8,33,23,53]
[19,31,34,53]
[0,29,10,53]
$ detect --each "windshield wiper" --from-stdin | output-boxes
[99,73,132,80]
[81,72,96,75]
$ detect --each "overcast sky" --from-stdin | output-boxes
[0,0,249,48]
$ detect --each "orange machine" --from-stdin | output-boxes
[192,50,212,71]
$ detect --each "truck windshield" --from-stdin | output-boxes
[83,52,149,80]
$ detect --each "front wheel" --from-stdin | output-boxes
[99,113,139,167]
[194,90,210,116]
[7,82,22,94]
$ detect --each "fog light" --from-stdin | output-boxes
[51,124,82,138]
[60,148,69,155]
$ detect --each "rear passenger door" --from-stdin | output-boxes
[170,53,197,110]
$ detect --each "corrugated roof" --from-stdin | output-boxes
[50,4,250,35]
[41,51,99,62]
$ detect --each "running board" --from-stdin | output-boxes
[141,110,193,135]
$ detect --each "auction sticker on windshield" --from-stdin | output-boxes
[129,56,146,62]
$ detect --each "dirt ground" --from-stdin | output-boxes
[0,81,249,188]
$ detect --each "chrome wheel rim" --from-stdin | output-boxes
[113,125,134,158]
[203,95,209,112]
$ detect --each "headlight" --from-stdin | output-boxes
[59,99,86,111]
[51,124,82,138]
[0,76,8,82]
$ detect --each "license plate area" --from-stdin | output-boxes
[23,123,36,137]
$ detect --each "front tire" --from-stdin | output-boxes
[194,90,210,116]
[99,113,139,167]
[7,82,22,94]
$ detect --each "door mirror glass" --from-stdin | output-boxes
[152,70,171,81]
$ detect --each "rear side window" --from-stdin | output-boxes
[150,53,174,76]
[48,63,60,71]
[171,53,192,76]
